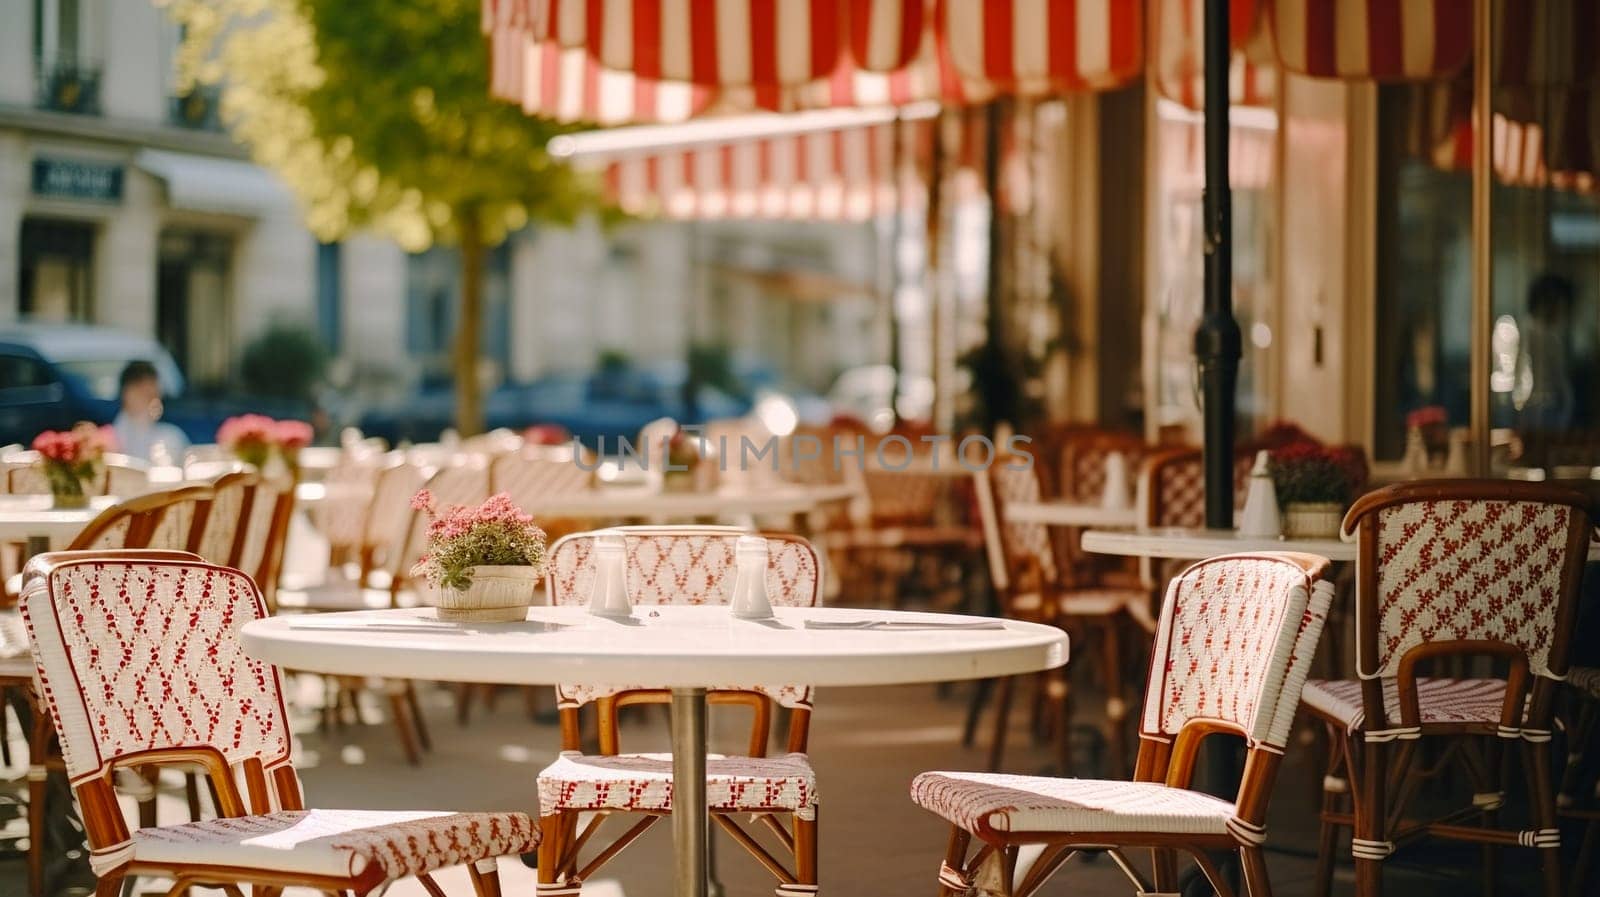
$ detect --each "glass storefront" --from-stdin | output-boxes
[18,217,94,322]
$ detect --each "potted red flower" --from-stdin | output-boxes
[217,415,314,473]
[32,423,114,508]
[409,491,548,622]
[1268,443,1368,538]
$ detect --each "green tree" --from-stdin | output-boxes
[165,0,596,434]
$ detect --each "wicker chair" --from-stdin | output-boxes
[968,458,1154,777]
[1302,481,1593,897]
[18,550,534,897]
[535,526,822,897]
[915,551,1335,897]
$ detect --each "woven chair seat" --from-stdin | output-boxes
[911,771,1236,836]
[537,751,817,819]
[1569,666,1600,700]
[129,809,536,882]
[1302,677,1510,733]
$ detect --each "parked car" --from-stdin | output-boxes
[0,322,307,447]
[356,364,754,448]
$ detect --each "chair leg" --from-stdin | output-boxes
[1353,739,1387,897]
[793,811,818,895]
[94,870,126,897]
[1572,815,1600,897]
[407,683,433,751]
[1241,846,1273,897]
[1097,617,1127,779]
[1476,738,1505,897]
[468,859,505,897]
[1313,734,1348,897]
[962,678,994,748]
[1520,738,1562,897]
[937,827,972,897]
[386,687,423,766]
[538,814,566,892]
[987,676,1015,772]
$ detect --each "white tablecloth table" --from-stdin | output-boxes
[1004,501,1138,528]
[1082,526,1600,563]
[242,604,1067,897]
[522,483,858,520]
[1080,527,1357,561]
[0,495,116,551]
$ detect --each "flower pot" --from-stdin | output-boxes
[431,565,539,623]
[1283,502,1344,539]
[662,469,697,493]
[51,490,90,510]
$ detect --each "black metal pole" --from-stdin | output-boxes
[1196,0,1240,529]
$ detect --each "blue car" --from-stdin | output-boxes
[0,322,307,447]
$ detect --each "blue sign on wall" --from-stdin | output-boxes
[31,158,124,203]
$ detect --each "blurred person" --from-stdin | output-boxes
[112,360,190,462]
[1517,273,1577,432]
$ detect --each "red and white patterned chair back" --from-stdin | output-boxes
[489,448,592,513]
[985,461,1060,590]
[18,552,295,791]
[1344,482,1594,683]
[195,471,258,567]
[1059,434,1148,504]
[363,461,426,576]
[104,456,150,497]
[1141,448,1253,529]
[142,486,211,552]
[1141,552,1336,751]
[545,526,821,709]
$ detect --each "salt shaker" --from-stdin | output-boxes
[588,532,634,618]
[729,535,775,620]
[1238,450,1282,538]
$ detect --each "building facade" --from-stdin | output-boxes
[1,0,886,403]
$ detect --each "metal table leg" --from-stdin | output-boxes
[670,687,709,897]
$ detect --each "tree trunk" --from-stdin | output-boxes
[454,213,487,436]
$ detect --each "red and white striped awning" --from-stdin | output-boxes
[941,0,1144,95]
[1267,0,1470,81]
[555,107,936,219]
[1151,0,1274,110]
[487,0,1148,123]
[531,0,923,86]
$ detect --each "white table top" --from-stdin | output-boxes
[1081,526,1600,563]
[523,483,858,519]
[1081,527,1357,561]
[242,605,1068,688]
[0,495,117,549]
[1005,501,1138,529]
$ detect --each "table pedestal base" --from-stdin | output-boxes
[671,687,709,897]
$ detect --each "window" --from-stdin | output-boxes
[0,354,58,391]
[1374,72,1600,472]
[33,0,100,114]
[18,218,94,322]
[405,242,514,382]
[316,241,342,352]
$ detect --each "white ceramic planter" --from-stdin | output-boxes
[431,565,540,622]
[1283,502,1344,539]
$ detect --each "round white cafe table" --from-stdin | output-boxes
[1080,526,1356,561]
[521,482,857,520]
[242,604,1067,897]
[0,495,117,550]
[1004,501,1138,529]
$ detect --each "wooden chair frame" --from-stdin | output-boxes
[537,528,821,896]
[968,459,1145,777]
[935,552,1334,897]
[18,551,517,897]
[1308,480,1594,897]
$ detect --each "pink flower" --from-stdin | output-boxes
[274,420,314,451]
[411,489,435,512]
[217,414,278,449]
